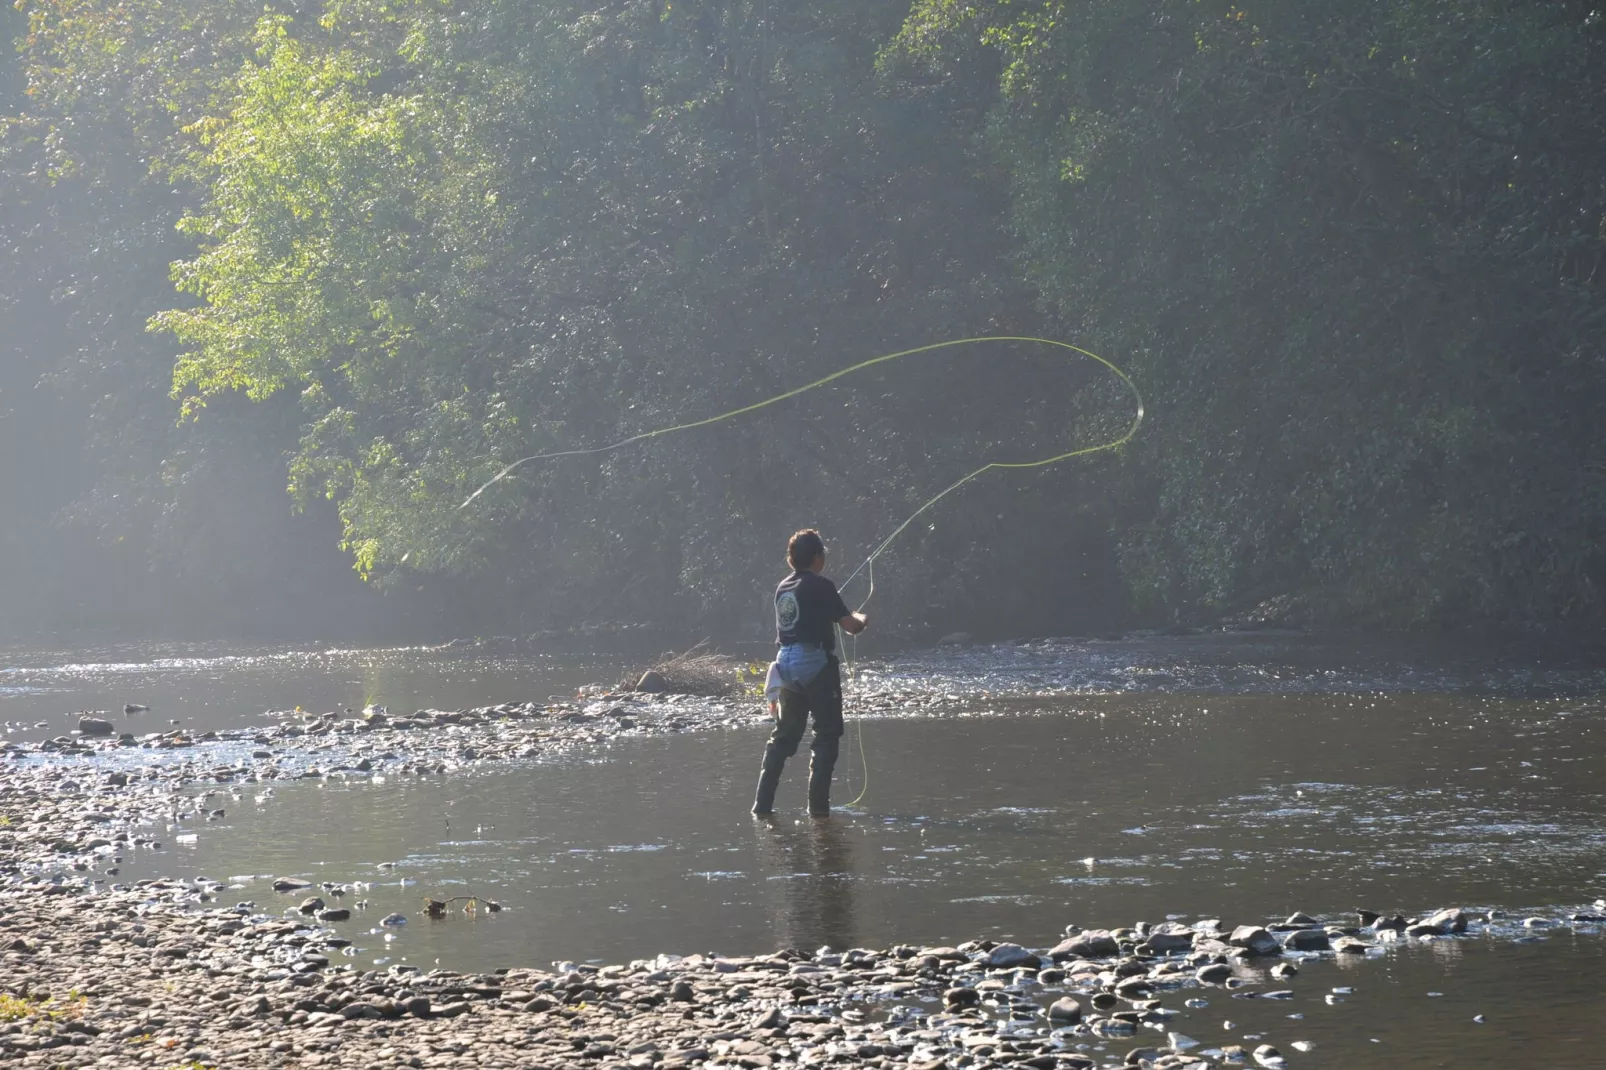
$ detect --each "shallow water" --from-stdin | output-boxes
[15,633,1606,1066]
[115,692,1606,967]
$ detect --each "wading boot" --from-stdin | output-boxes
[807,737,839,817]
[752,752,785,815]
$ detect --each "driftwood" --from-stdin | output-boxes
[621,640,740,696]
[422,895,503,918]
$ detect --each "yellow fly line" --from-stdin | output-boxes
[459,335,1146,810]
[459,336,1144,521]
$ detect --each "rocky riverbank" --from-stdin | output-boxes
[3,676,990,776]
[6,751,1606,1069]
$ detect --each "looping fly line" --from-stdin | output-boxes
[460,335,1144,812]
[459,335,1145,594]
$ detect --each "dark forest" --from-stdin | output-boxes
[4,1,1604,643]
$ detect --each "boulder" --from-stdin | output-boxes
[1050,930,1121,960]
[1280,929,1330,952]
[980,942,1038,969]
[78,717,114,737]
[1253,1044,1287,1068]
[1047,997,1083,1023]
[635,670,670,694]
[1423,907,1469,934]
[1227,926,1281,956]
[272,877,314,893]
[1139,931,1194,954]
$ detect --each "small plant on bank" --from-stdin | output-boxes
[0,992,85,1022]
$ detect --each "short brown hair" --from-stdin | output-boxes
[787,529,825,571]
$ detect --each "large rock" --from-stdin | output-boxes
[1280,929,1330,951]
[1139,931,1194,954]
[1194,962,1233,983]
[1050,930,1120,960]
[78,716,114,737]
[1253,1044,1287,1068]
[1228,926,1281,956]
[272,877,314,893]
[1423,907,1469,934]
[1047,997,1083,1023]
[980,942,1038,969]
[635,670,670,694]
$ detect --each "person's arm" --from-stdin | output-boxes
[828,581,866,635]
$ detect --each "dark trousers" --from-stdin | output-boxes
[752,657,843,815]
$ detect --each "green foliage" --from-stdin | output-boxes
[6,0,1606,637]
[144,0,1064,632]
[0,992,85,1022]
[890,0,1606,625]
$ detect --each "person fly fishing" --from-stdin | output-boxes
[752,529,868,817]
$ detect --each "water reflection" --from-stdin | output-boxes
[753,816,857,953]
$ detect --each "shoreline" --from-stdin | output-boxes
[5,696,1606,1067]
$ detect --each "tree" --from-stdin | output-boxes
[888,0,1606,625]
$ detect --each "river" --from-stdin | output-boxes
[5,631,1606,1067]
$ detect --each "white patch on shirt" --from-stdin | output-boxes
[776,590,801,632]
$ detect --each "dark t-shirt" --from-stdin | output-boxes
[775,570,851,651]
